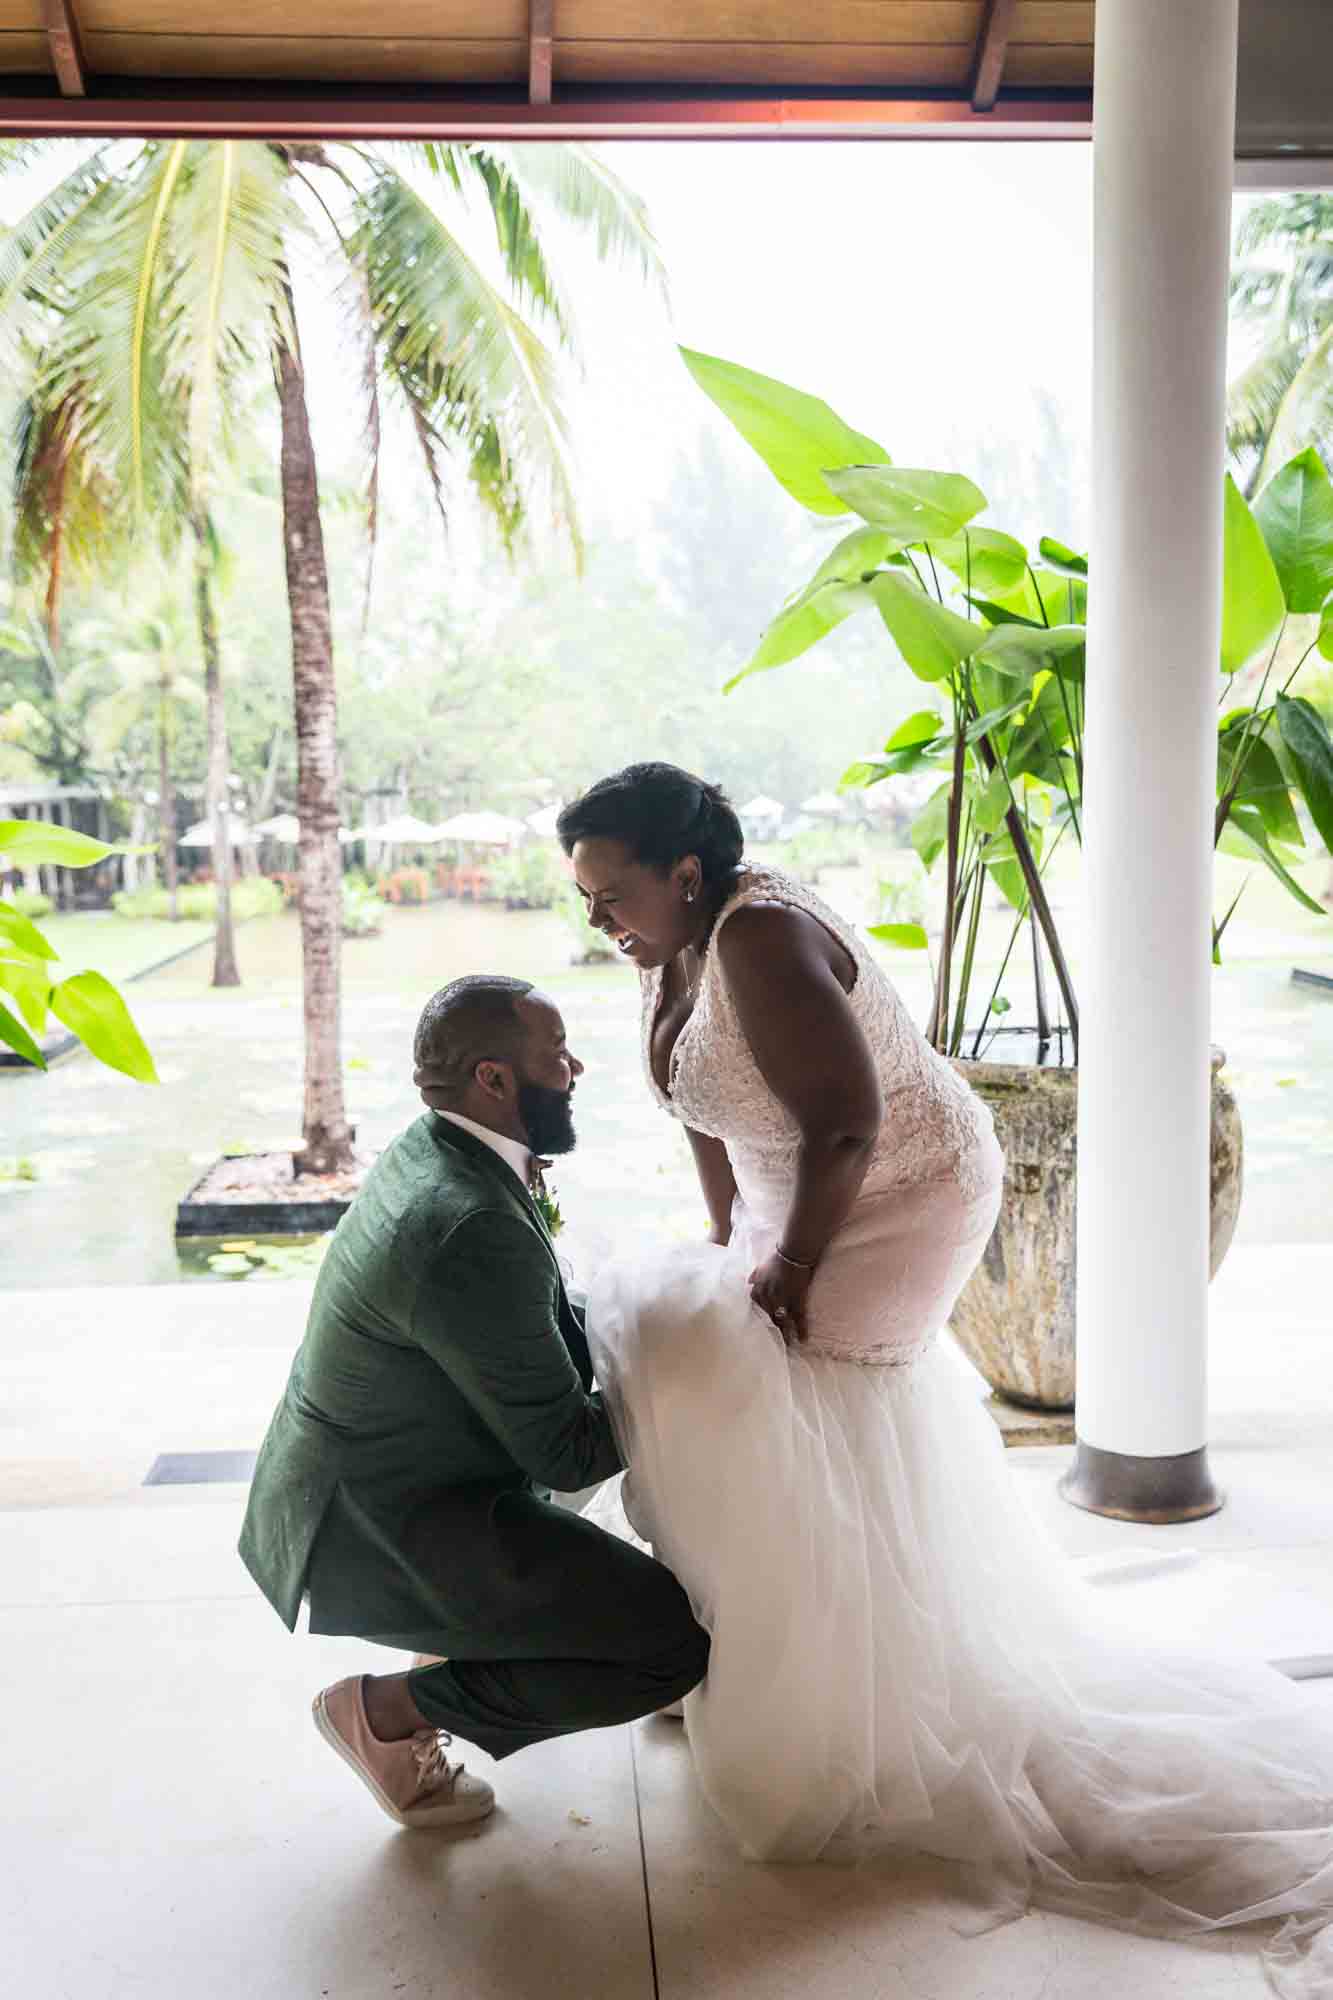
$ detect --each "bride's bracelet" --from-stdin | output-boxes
[775,1244,818,1273]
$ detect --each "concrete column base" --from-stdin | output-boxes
[1058,1441,1224,1524]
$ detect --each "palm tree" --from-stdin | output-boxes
[1228,193,1333,495]
[1,138,664,1172]
[79,593,204,922]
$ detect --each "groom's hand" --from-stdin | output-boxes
[748,1252,812,1345]
[414,1061,453,1112]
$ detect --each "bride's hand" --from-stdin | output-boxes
[749,1252,813,1344]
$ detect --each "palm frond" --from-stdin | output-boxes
[1227,337,1306,468]
[1254,316,1333,486]
[473,143,668,306]
[159,140,295,509]
[454,145,574,343]
[0,144,121,376]
[352,165,583,565]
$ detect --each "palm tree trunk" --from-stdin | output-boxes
[192,508,241,988]
[275,297,354,1174]
[158,679,179,923]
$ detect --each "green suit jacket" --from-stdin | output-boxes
[238,1113,623,1637]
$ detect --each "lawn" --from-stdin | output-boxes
[39,913,214,984]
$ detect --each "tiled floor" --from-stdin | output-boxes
[4,1245,1332,1998]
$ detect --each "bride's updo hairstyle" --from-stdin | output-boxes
[557,762,744,890]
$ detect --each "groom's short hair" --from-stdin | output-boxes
[414,974,535,1105]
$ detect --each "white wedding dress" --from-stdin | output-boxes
[583,865,1333,1995]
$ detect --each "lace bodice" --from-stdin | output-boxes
[640,864,995,1216]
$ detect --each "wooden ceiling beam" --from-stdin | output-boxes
[41,0,87,99]
[970,0,1017,113]
[0,89,1093,142]
[529,0,553,106]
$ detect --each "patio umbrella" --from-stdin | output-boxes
[799,792,846,817]
[525,804,563,839]
[252,812,300,842]
[178,813,255,848]
[366,813,443,845]
[434,811,526,847]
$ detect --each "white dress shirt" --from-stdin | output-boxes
[437,1110,533,1191]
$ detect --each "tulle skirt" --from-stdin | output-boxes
[583,1231,1333,1996]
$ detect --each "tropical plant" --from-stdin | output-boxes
[1,137,664,1171]
[78,593,204,923]
[1228,194,1333,496]
[0,817,156,1077]
[684,351,1333,1063]
[341,879,385,937]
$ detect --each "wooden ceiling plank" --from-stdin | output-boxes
[529,0,552,102]
[970,0,1016,111]
[42,0,86,94]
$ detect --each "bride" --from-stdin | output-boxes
[556,760,1333,1995]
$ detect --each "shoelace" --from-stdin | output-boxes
[410,1727,461,1794]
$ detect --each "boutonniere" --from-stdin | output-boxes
[530,1159,565,1238]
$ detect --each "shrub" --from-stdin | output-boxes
[489,843,567,910]
[4,888,53,919]
[776,822,869,883]
[378,866,432,905]
[555,881,619,964]
[342,880,386,937]
[111,878,282,922]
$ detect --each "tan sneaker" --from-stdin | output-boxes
[312,1676,495,1829]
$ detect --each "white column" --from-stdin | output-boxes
[1069,0,1237,1500]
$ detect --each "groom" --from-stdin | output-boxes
[239,974,708,1829]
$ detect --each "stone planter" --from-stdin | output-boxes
[948,1048,1243,1411]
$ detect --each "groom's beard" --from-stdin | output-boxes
[517,1080,577,1157]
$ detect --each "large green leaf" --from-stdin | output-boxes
[1006,675,1074,783]
[1276,692,1333,851]
[982,820,1041,912]
[803,526,900,592]
[725,579,874,692]
[0,956,51,1033]
[910,784,953,870]
[48,970,158,1083]
[868,922,928,951]
[1221,475,1286,672]
[0,819,116,867]
[1037,535,1088,578]
[930,528,1028,596]
[1252,448,1333,614]
[972,765,1012,835]
[974,623,1086,684]
[0,901,57,960]
[984,567,1087,628]
[1217,730,1303,846]
[886,708,945,753]
[870,574,986,683]
[824,466,986,543]
[679,349,889,516]
[1219,807,1324,913]
[0,995,44,1067]
[964,595,1044,630]
[841,709,948,791]
[1321,598,1333,662]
